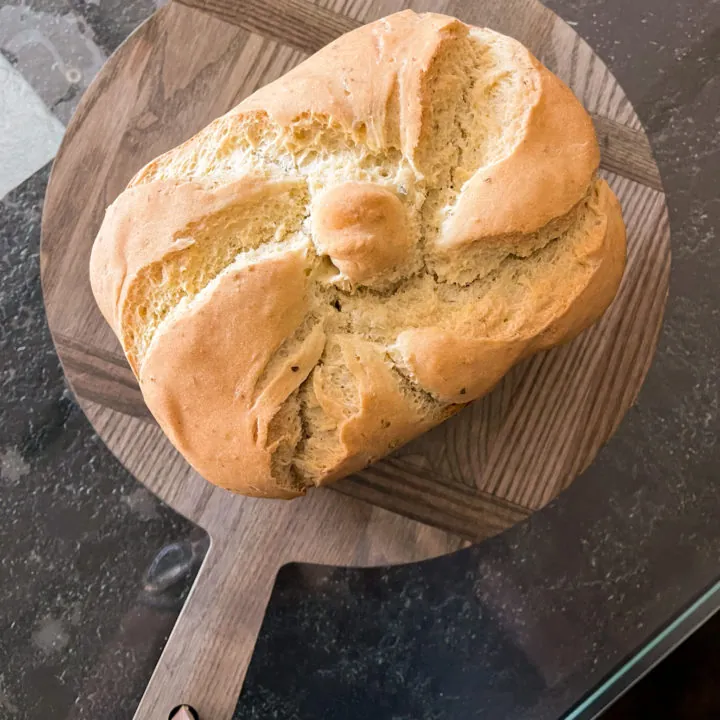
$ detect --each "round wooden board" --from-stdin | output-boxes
[40,0,670,717]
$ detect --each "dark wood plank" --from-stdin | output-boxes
[54,335,152,420]
[337,461,531,542]
[593,115,664,190]
[176,0,360,53]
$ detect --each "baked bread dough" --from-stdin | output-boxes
[90,10,626,498]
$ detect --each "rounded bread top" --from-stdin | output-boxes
[90,10,624,496]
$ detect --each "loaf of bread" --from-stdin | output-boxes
[90,10,626,498]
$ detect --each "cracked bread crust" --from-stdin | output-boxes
[90,10,626,497]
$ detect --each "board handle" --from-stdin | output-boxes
[131,484,384,719]
[133,504,286,720]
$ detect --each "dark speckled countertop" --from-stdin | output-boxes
[1,1,718,718]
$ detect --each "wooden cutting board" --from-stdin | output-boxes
[40,0,670,717]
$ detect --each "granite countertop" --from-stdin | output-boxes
[0,0,718,718]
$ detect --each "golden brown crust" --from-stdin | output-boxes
[139,247,317,497]
[89,176,304,368]
[312,183,413,285]
[312,336,436,483]
[89,10,627,497]
[532,181,627,350]
[398,180,625,403]
[439,57,600,247]
[235,11,465,154]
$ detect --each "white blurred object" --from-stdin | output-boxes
[0,54,64,199]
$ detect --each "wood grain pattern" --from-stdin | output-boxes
[593,116,663,190]
[177,0,359,52]
[39,1,671,717]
